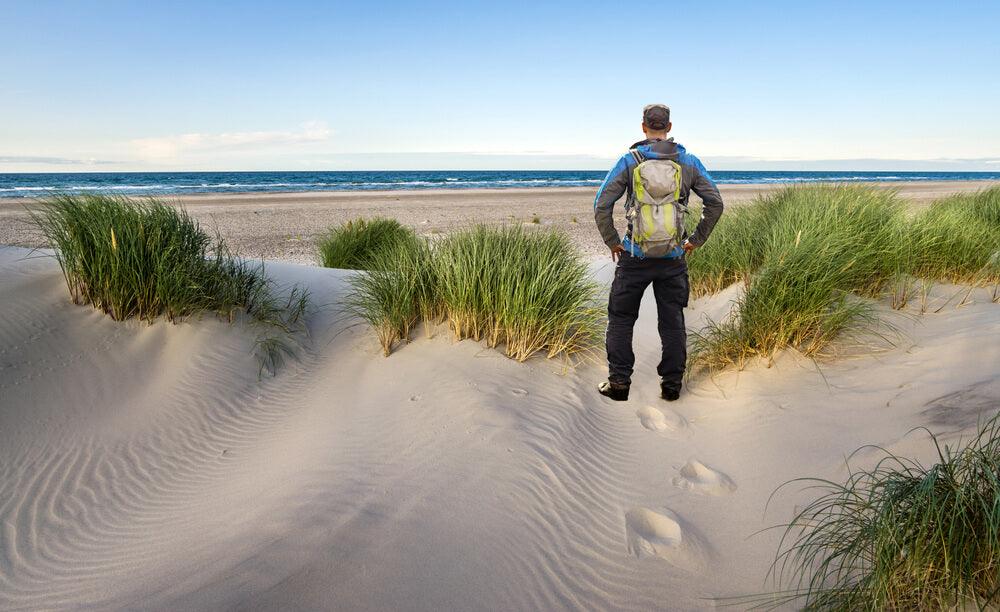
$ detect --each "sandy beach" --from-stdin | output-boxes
[2,180,997,263]
[2,180,999,610]
[1,242,998,609]
[6,0,999,606]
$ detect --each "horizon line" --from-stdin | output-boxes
[2,168,1000,175]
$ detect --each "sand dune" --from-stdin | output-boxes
[1,245,998,610]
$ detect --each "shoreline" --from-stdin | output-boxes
[3,180,997,263]
[3,178,1000,205]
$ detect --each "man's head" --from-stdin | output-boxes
[642,104,671,138]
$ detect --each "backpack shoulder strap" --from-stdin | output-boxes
[625,149,642,202]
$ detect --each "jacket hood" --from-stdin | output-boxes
[629,137,684,160]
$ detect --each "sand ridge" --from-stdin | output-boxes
[1,245,999,609]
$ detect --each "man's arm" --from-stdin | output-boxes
[594,154,631,250]
[684,154,724,247]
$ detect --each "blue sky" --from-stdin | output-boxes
[1,0,998,172]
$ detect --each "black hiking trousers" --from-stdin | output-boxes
[606,251,689,388]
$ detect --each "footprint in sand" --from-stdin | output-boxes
[625,507,709,569]
[635,405,687,433]
[672,459,737,496]
[510,388,529,397]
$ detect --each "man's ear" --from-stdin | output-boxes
[666,122,673,134]
[641,122,649,135]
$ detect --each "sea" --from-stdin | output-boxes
[1,170,998,198]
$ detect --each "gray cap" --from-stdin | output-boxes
[642,104,670,130]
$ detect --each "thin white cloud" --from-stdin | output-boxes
[131,121,331,160]
[0,155,117,165]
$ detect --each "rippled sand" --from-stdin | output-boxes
[2,245,998,609]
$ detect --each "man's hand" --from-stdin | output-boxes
[610,244,626,262]
[683,240,698,254]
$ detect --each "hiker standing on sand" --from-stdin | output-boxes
[593,104,724,402]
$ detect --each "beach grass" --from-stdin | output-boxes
[907,186,1000,287]
[688,185,905,371]
[317,217,420,270]
[344,223,603,361]
[345,236,436,356]
[768,412,1000,610]
[433,225,603,361]
[31,194,309,375]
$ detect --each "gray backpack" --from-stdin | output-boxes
[627,148,687,257]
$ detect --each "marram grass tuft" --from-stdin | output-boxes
[317,217,420,270]
[687,185,1000,373]
[31,194,309,375]
[688,185,906,371]
[764,411,1000,610]
[433,225,603,361]
[344,236,436,356]
[341,223,603,361]
[907,185,1000,286]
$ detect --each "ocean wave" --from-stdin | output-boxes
[1,185,170,192]
[717,175,939,184]
[169,182,336,189]
[1,171,996,197]
[491,179,603,185]
[355,180,441,187]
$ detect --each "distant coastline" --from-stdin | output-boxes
[2,170,1000,198]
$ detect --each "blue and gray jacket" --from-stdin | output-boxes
[594,138,724,258]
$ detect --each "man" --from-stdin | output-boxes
[593,104,723,402]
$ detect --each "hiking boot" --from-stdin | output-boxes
[661,382,681,402]
[598,381,630,402]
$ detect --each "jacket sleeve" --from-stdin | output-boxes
[593,155,630,249]
[685,155,724,247]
